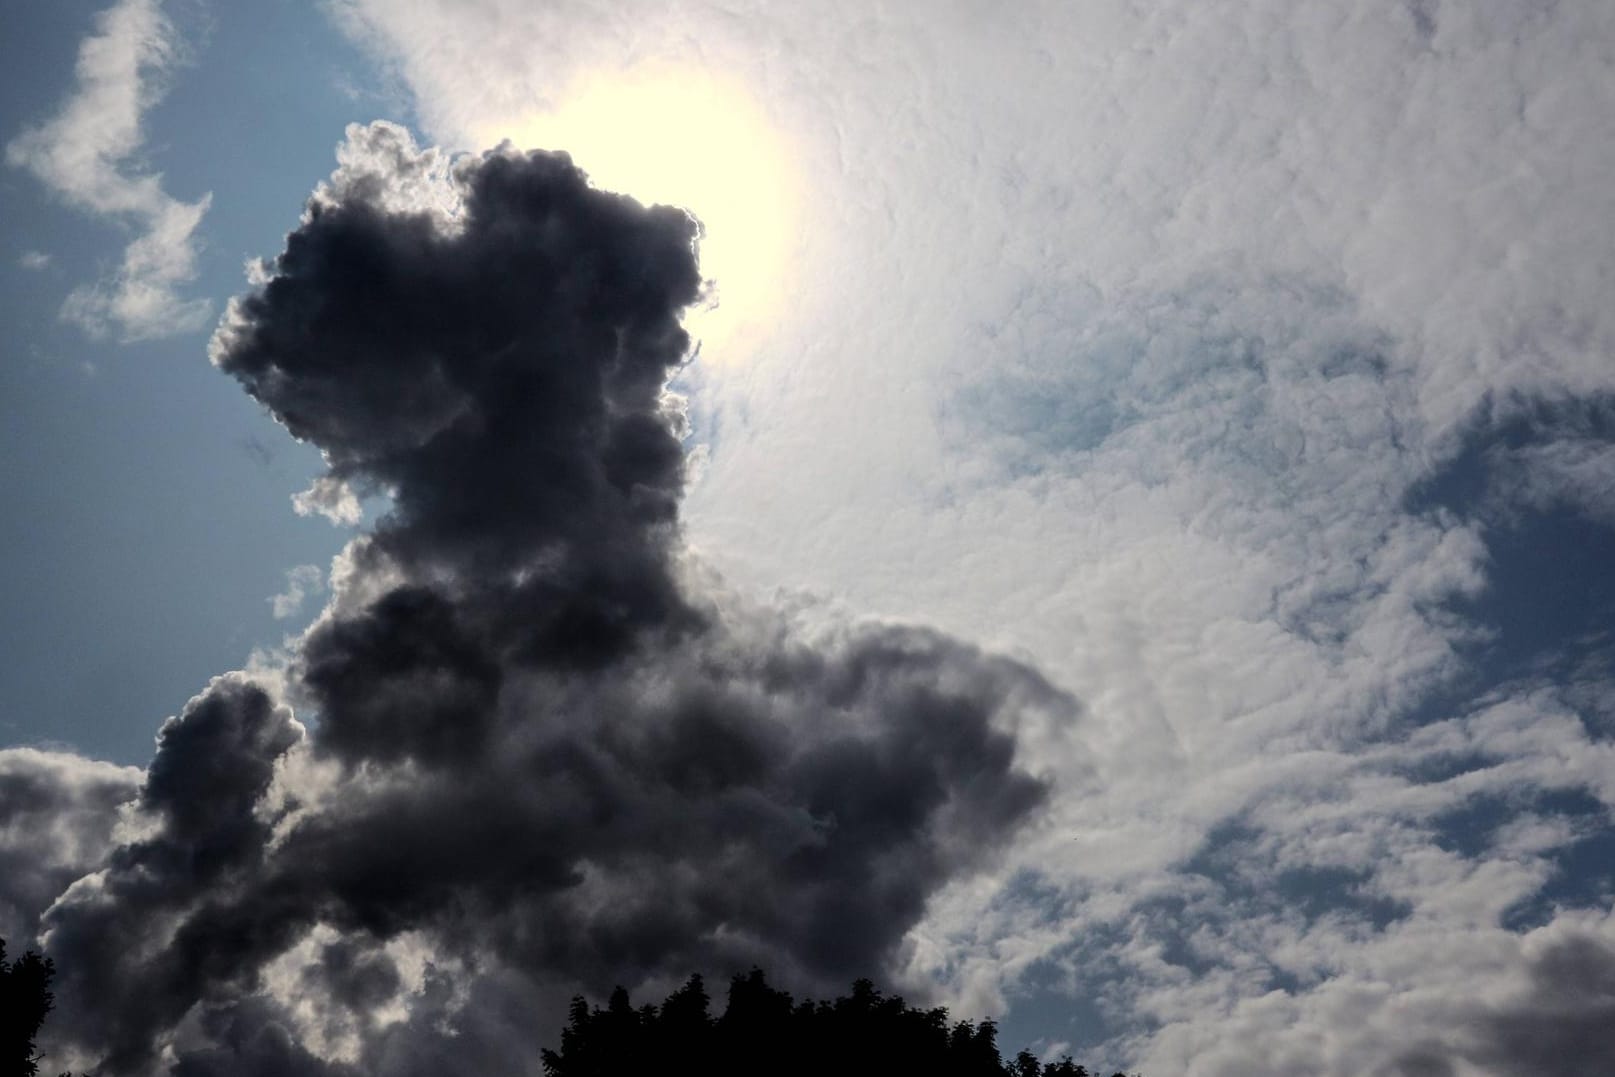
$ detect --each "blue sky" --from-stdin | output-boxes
[1,0,386,761]
[3,2,1615,1075]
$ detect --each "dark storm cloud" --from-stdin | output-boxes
[214,122,698,589]
[0,749,139,942]
[23,122,1064,1074]
[1469,931,1615,1077]
[41,676,305,1073]
[1388,930,1615,1077]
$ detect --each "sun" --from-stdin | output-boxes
[479,69,800,363]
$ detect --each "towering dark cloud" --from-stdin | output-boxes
[10,122,1066,1074]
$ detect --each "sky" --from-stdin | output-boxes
[2,1,1614,1075]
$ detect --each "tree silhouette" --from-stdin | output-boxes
[0,936,57,1077]
[542,968,1133,1077]
[3,934,1137,1076]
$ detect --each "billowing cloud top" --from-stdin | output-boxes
[3,122,1064,1076]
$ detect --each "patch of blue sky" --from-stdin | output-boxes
[1181,822,1412,939]
[1461,509,1615,676]
[943,276,1400,499]
[0,0,400,763]
[1501,825,1615,931]
[1405,396,1615,730]
[1429,788,1605,862]
[968,870,1131,1062]
[997,951,1117,1067]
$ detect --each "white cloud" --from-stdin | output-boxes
[324,1,1615,1070]
[18,250,51,270]
[5,0,211,341]
[290,475,364,527]
[268,563,326,620]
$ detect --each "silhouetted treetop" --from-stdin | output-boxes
[1,936,57,1077]
[541,969,1133,1077]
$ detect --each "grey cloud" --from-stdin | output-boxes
[1387,1046,1456,1077]
[1388,930,1615,1077]
[167,997,362,1077]
[0,749,139,944]
[1467,931,1615,1077]
[213,121,700,635]
[40,676,304,1073]
[21,122,1061,1074]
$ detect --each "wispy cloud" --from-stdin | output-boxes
[6,0,210,341]
[268,564,326,620]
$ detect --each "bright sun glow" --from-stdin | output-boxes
[480,70,799,363]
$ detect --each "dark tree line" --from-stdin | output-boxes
[1,933,1136,1076]
[542,968,1134,1077]
[0,937,57,1077]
